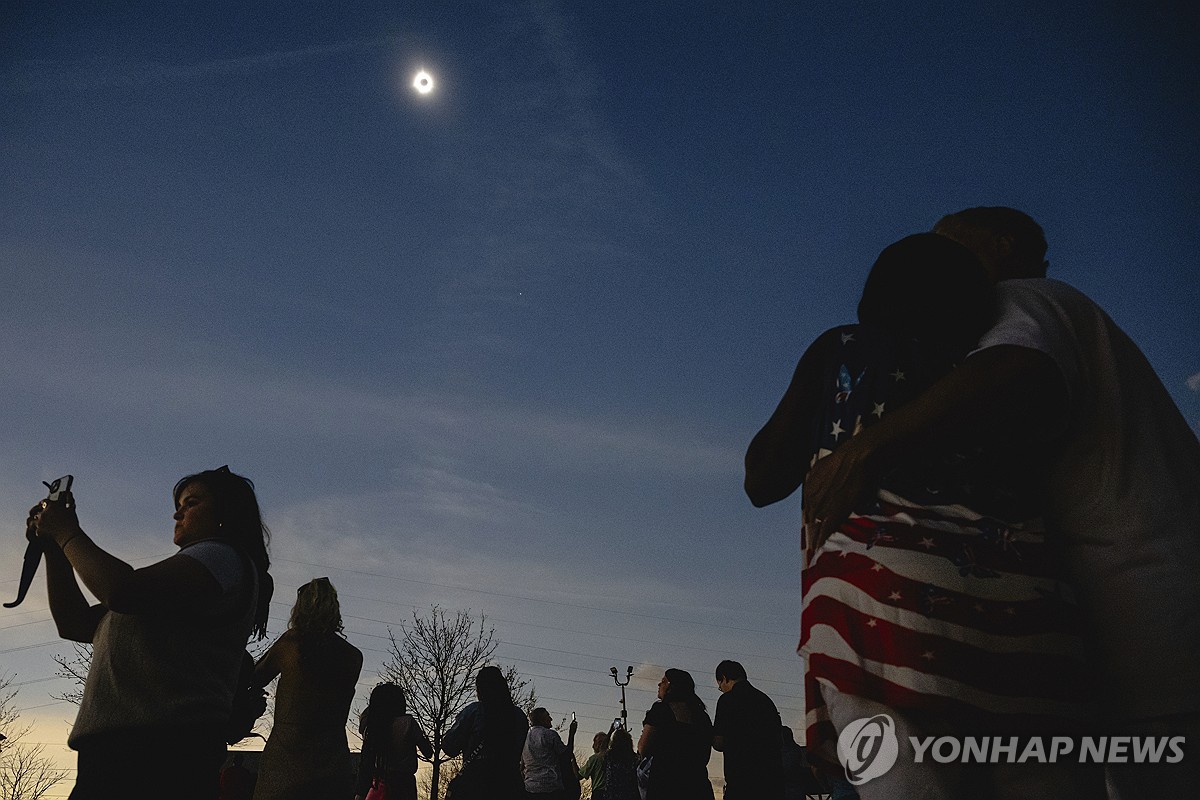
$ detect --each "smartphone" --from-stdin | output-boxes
[6,474,73,609]
[45,475,74,503]
[571,711,576,723]
[41,472,73,510]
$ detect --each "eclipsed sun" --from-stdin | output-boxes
[413,70,434,95]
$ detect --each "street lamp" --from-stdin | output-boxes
[610,666,633,732]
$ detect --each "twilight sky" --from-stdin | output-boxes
[2,0,1197,792]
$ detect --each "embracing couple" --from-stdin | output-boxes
[746,207,1200,800]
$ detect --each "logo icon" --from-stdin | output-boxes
[837,713,899,785]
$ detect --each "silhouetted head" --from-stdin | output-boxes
[476,665,513,705]
[368,682,407,719]
[933,206,1048,282]
[715,659,747,683]
[173,466,273,639]
[661,668,705,711]
[857,233,992,359]
[592,731,610,753]
[289,577,344,636]
[529,707,553,728]
[608,728,635,762]
[365,682,408,772]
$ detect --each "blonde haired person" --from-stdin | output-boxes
[253,578,363,799]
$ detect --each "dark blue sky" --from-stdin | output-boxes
[2,1,1197,788]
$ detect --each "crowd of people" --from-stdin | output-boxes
[27,463,806,800]
[25,206,1198,800]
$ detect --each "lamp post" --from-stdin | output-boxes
[610,665,633,732]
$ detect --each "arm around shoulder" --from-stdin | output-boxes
[802,344,1067,551]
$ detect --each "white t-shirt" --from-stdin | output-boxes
[977,278,1200,721]
[522,725,566,793]
[69,540,256,746]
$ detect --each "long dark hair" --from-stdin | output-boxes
[608,728,635,766]
[475,665,514,706]
[475,665,517,760]
[364,683,407,773]
[662,668,706,712]
[173,467,273,639]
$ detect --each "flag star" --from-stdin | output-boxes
[871,562,884,572]
[872,402,886,418]
[830,420,846,440]
[921,650,936,661]
[866,618,878,627]
[888,591,903,601]
[839,550,851,557]
[890,369,906,382]
[919,537,936,550]
[841,332,855,344]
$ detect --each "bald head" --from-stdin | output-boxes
[933,207,1048,282]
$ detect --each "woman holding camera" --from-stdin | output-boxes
[34,466,273,800]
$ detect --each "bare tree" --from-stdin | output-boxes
[49,643,90,706]
[0,673,67,800]
[378,606,535,800]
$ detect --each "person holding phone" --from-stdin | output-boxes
[521,707,578,799]
[32,466,273,800]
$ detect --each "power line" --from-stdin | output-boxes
[276,557,792,638]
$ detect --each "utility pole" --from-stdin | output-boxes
[610,665,633,731]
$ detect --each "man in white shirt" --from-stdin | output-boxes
[522,707,578,798]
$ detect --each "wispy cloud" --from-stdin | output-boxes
[19,346,738,481]
[422,1,652,328]
[4,38,392,94]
